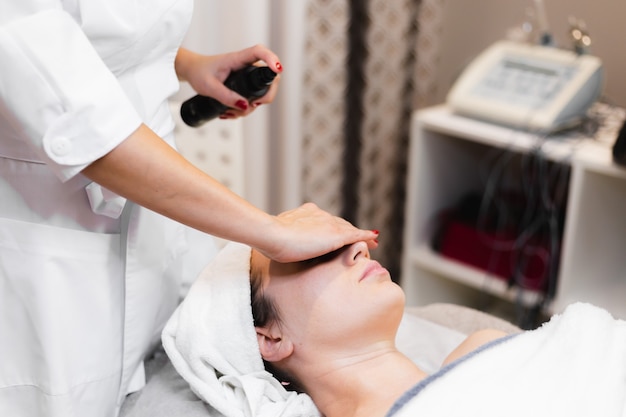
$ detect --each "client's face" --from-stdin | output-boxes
[251,241,405,351]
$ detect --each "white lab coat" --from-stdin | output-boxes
[0,1,217,416]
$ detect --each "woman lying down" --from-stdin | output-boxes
[162,242,626,417]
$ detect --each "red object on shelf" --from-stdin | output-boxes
[437,220,551,291]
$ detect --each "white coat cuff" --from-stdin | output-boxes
[0,9,142,182]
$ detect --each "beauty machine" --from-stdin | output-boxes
[447,1,603,132]
[447,40,603,132]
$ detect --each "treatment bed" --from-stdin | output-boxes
[119,303,520,417]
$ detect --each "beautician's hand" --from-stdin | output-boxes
[175,45,282,119]
[261,203,379,263]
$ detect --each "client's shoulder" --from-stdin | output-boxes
[441,328,508,367]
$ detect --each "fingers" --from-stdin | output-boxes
[265,203,380,262]
[219,76,281,119]
[325,212,380,252]
[366,239,379,250]
[233,44,283,74]
[250,73,281,105]
[218,45,283,120]
[191,44,282,121]
[342,225,379,249]
[203,75,239,111]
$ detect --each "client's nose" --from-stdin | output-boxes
[345,241,370,264]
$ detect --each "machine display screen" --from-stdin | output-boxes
[471,55,578,109]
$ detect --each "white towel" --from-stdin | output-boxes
[391,302,626,417]
[162,242,320,417]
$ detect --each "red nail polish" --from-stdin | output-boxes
[276,62,283,72]
[372,230,380,235]
[235,100,248,110]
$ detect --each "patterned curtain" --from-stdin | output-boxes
[301,0,444,281]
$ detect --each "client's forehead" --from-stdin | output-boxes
[250,249,270,284]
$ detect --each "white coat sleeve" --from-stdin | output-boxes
[0,7,143,182]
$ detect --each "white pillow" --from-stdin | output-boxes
[395,313,466,374]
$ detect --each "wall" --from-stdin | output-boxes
[179,1,626,214]
[433,0,626,108]
[176,0,273,212]
[177,0,305,213]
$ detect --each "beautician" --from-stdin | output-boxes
[0,2,377,417]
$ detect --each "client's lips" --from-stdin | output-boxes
[360,261,389,282]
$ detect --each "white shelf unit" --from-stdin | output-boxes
[401,105,626,320]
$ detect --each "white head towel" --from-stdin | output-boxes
[162,242,320,417]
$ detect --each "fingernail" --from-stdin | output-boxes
[235,100,248,110]
[276,62,283,72]
[372,230,380,235]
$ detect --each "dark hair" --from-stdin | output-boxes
[250,262,281,328]
[249,255,305,393]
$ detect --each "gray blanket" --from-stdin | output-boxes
[119,350,222,417]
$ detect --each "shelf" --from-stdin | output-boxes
[416,105,626,173]
[408,245,546,309]
[402,104,626,324]
[416,106,582,162]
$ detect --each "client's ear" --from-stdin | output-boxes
[256,326,294,362]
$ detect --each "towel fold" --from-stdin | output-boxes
[162,242,320,417]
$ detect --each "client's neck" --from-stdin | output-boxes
[299,347,427,417]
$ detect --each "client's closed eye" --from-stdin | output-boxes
[299,245,349,269]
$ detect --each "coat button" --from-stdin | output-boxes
[51,138,72,156]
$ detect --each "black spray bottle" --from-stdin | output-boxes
[180,66,277,127]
